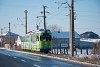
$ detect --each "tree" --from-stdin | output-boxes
[93,41,100,55]
[48,24,62,32]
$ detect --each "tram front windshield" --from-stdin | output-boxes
[40,36,51,41]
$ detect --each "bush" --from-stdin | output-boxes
[93,41,100,54]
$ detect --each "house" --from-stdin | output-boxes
[14,36,23,49]
[80,31,99,39]
[0,32,18,49]
[51,31,80,48]
[80,39,100,49]
[79,31,100,49]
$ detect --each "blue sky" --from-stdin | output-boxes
[0,0,100,36]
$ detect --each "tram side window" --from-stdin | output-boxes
[40,36,46,41]
[22,36,25,41]
[36,36,39,41]
[46,36,51,41]
[40,36,51,41]
[32,35,36,42]
[26,36,30,42]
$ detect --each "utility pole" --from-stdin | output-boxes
[1,28,3,47]
[24,10,28,34]
[69,0,74,57]
[41,6,49,31]
[36,24,39,30]
[43,6,46,31]
[9,22,11,48]
[1,28,3,36]
[55,0,75,57]
[9,22,10,33]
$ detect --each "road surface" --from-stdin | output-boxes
[0,48,85,67]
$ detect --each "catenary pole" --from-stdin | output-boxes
[43,6,46,31]
[1,28,3,35]
[24,10,28,34]
[70,0,74,57]
[1,28,3,47]
[9,22,11,48]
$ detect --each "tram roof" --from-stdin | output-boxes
[35,30,45,33]
[35,29,51,34]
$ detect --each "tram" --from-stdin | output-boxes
[21,29,52,53]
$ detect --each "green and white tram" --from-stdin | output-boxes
[21,29,52,52]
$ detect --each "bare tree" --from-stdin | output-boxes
[48,24,62,32]
[93,41,100,55]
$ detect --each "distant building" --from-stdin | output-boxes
[14,36,23,49]
[80,31,100,49]
[51,31,80,48]
[80,39,100,49]
[0,32,18,49]
[80,31,99,39]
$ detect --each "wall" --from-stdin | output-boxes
[52,38,80,48]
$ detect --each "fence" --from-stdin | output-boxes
[51,47,93,56]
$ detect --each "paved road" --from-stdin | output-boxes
[0,48,85,67]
